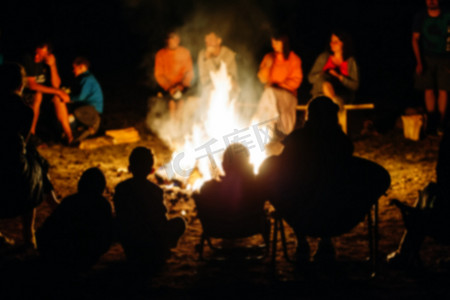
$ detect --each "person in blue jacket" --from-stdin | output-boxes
[68,56,104,142]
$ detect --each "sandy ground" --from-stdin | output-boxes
[0,80,449,298]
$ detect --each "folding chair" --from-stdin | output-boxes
[271,201,380,277]
[196,224,270,261]
[193,184,271,261]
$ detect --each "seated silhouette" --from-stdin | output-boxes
[258,96,390,261]
[388,125,450,268]
[114,147,185,268]
[194,143,269,244]
[36,167,113,271]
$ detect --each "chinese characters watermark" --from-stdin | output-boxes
[163,118,277,178]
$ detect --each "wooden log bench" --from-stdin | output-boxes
[296,103,375,134]
[237,102,375,134]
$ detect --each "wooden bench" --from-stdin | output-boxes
[296,103,375,134]
[237,102,375,134]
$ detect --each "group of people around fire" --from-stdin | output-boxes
[153,27,360,139]
[0,0,449,275]
[0,60,185,270]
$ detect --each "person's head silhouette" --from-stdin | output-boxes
[78,167,106,195]
[0,62,26,96]
[222,143,252,176]
[306,96,340,128]
[128,146,155,178]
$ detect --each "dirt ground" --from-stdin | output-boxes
[1,107,450,298]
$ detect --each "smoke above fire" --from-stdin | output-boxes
[121,1,277,184]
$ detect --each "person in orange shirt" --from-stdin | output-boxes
[254,33,303,143]
[154,32,194,120]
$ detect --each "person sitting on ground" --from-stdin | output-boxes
[154,31,194,120]
[22,42,73,144]
[194,143,269,242]
[36,167,113,272]
[67,57,104,143]
[113,147,186,269]
[387,123,450,269]
[258,96,390,263]
[0,62,59,249]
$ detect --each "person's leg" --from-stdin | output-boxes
[424,89,438,134]
[436,57,450,130]
[168,99,176,120]
[437,90,447,128]
[52,96,73,143]
[338,108,347,134]
[322,81,336,99]
[30,92,43,135]
[323,81,345,108]
[22,208,37,248]
[175,99,184,119]
[73,105,101,141]
[253,86,279,131]
[274,88,297,135]
[322,81,347,130]
[425,89,436,113]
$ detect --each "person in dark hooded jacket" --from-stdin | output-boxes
[259,96,390,262]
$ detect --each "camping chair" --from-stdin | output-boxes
[271,199,381,277]
[196,222,270,261]
[269,156,389,278]
[193,194,271,261]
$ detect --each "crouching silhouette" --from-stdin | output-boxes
[37,168,113,271]
[114,147,186,270]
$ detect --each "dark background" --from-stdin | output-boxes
[0,0,441,130]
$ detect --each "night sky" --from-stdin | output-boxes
[0,0,438,116]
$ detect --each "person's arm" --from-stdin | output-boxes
[257,54,273,84]
[412,32,423,75]
[26,76,70,102]
[340,58,359,91]
[197,50,210,86]
[70,76,92,102]
[154,51,171,91]
[145,188,169,231]
[308,52,327,84]
[226,50,238,83]
[279,54,303,92]
[45,54,61,88]
[181,49,194,88]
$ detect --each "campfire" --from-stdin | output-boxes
[155,62,270,191]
